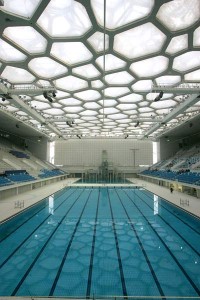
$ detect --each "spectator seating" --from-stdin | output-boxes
[38,168,65,178]
[141,142,200,187]
[0,145,67,187]
[0,176,13,186]
[141,169,200,185]
[5,170,35,183]
[9,150,30,159]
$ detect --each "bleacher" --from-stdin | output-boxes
[176,156,200,169]
[141,143,200,186]
[0,146,66,187]
[0,176,13,187]
[142,169,200,185]
[38,168,65,178]
[5,170,35,183]
[9,150,30,159]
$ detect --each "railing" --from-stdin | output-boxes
[152,82,200,93]
[10,84,54,90]
[14,200,24,209]
[8,84,56,95]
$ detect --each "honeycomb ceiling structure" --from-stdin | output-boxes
[0,0,200,140]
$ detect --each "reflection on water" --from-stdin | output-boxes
[48,195,54,215]
[154,194,158,215]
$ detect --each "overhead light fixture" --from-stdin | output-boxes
[66,119,75,127]
[154,91,164,102]
[43,91,53,103]
[66,121,73,127]
[134,121,140,127]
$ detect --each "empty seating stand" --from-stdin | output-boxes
[0,176,13,187]
[38,168,65,178]
[0,146,67,187]
[141,169,200,185]
[9,150,30,159]
[5,170,35,183]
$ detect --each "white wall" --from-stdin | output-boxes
[25,138,48,161]
[160,138,182,160]
[54,139,153,171]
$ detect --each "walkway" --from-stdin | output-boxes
[130,179,200,219]
[0,178,199,223]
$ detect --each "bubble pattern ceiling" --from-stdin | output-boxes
[0,0,200,140]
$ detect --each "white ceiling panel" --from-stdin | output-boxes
[0,0,199,140]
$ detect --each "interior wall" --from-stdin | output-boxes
[25,137,48,161]
[159,138,180,160]
[0,134,25,149]
[159,133,200,161]
[54,139,153,171]
[0,135,48,161]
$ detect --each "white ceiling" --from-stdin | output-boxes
[0,0,200,140]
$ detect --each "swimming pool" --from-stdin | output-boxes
[0,186,200,298]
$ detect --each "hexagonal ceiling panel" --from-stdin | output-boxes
[0,0,200,140]
[3,26,47,54]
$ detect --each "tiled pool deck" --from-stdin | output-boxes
[0,178,199,223]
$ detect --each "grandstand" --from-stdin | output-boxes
[0,142,68,201]
[139,141,200,197]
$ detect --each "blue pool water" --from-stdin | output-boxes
[0,187,200,298]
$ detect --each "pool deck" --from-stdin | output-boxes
[0,178,199,223]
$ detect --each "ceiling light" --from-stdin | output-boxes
[66,121,73,127]
[43,91,53,103]
[154,91,164,102]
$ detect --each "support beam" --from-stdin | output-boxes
[140,94,200,139]
[44,117,75,122]
[130,148,139,167]
[0,83,63,138]
[7,85,56,96]
[132,118,163,123]
[152,83,200,94]
[11,95,62,136]
[0,107,49,138]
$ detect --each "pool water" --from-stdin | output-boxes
[0,187,200,298]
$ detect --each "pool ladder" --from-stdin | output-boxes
[180,198,189,206]
[14,200,24,209]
